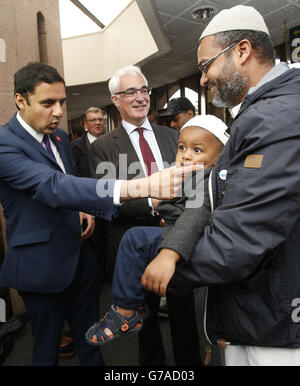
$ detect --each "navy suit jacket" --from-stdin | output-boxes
[0,114,115,293]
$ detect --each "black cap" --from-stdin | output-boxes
[160,97,195,117]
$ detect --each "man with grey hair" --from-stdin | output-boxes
[72,107,105,178]
[142,5,300,366]
[90,65,202,366]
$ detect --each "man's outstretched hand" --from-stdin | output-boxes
[120,163,203,202]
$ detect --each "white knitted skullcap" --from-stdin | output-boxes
[180,115,229,145]
[200,5,270,41]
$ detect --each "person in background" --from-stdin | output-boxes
[60,107,107,359]
[71,107,105,177]
[69,126,85,142]
[160,97,195,132]
[147,107,158,124]
[71,106,108,292]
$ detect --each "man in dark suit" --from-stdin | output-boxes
[71,106,108,284]
[71,107,105,178]
[89,66,201,366]
[0,62,191,366]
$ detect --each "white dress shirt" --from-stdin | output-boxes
[122,118,164,175]
[87,131,98,144]
[122,118,164,212]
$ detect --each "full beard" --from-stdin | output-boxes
[211,60,249,108]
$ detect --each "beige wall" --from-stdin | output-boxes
[62,1,158,86]
[0,0,67,130]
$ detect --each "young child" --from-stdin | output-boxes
[85,115,229,346]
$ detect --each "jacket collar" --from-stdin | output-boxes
[8,114,73,174]
[228,68,298,132]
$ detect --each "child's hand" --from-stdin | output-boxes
[159,218,165,227]
[141,249,180,297]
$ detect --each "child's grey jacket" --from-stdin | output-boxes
[157,168,212,262]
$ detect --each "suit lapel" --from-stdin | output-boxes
[83,133,91,153]
[151,123,173,163]
[113,126,145,178]
[8,115,59,167]
[50,133,74,174]
[115,126,141,164]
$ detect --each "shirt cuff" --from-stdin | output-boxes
[148,198,155,216]
[113,180,122,206]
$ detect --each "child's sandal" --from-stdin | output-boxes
[85,305,143,346]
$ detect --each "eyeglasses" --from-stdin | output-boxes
[86,118,104,123]
[114,86,152,98]
[198,42,238,74]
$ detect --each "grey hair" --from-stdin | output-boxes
[85,107,103,119]
[108,65,148,96]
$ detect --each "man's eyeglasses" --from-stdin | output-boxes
[86,118,104,123]
[198,42,238,74]
[114,86,152,98]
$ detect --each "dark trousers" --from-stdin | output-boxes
[112,227,202,366]
[20,240,104,366]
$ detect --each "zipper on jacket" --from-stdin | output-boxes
[204,171,231,364]
[202,171,214,366]
[203,287,213,365]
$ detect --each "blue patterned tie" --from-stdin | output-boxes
[43,135,56,160]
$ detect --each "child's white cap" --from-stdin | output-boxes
[180,115,229,145]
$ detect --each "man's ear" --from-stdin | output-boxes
[236,39,252,65]
[15,93,27,111]
[111,95,120,109]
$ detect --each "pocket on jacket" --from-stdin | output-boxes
[10,229,52,247]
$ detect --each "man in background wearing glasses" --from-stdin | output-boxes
[90,65,202,367]
[72,107,105,178]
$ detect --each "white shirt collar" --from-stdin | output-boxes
[229,104,242,118]
[87,131,98,144]
[16,112,44,144]
[16,112,67,173]
[122,118,152,135]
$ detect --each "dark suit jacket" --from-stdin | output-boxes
[0,114,115,293]
[71,132,91,178]
[71,131,109,264]
[89,123,178,278]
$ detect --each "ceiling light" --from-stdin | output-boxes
[192,7,216,21]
